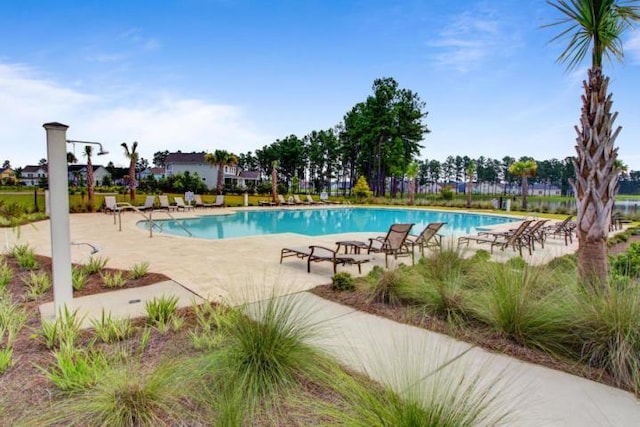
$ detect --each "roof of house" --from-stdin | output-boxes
[22,165,47,173]
[68,164,105,172]
[238,171,260,180]
[165,152,207,164]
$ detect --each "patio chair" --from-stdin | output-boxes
[278,194,295,206]
[364,223,414,267]
[103,196,132,214]
[194,194,214,208]
[405,222,446,257]
[259,199,277,206]
[135,195,156,212]
[212,195,225,208]
[543,215,575,245]
[306,194,324,205]
[611,212,632,231]
[158,195,176,212]
[458,219,534,256]
[293,194,308,205]
[280,245,371,273]
[174,197,193,211]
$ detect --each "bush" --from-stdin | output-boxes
[90,311,135,344]
[84,256,109,275]
[440,186,454,200]
[145,295,179,333]
[129,262,149,280]
[332,272,355,291]
[365,265,423,306]
[611,242,640,278]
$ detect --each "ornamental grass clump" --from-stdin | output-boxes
[90,310,135,344]
[22,271,51,300]
[0,260,12,288]
[129,261,149,280]
[365,265,423,306]
[37,306,85,349]
[211,294,333,418]
[188,302,240,351]
[84,256,109,275]
[71,266,88,291]
[43,343,109,393]
[567,281,640,395]
[37,360,199,426]
[469,263,571,354]
[102,271,127,289]
[145,295,179,333]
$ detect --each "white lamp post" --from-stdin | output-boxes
[44,122,73,315]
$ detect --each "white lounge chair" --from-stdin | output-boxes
[158,195,176,212]
[174,197,193,211]
[135,195,156,211]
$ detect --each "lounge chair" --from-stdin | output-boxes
[278,194,295,206]
[193,194,214,208]
[293,195,308,205]
[306,195,324,205]
[158,195,176,212]
[611,212,632,231]
[212,195,225,208]
[280,245,371,273]
[405,222,446,257]
[361,223,414,267]
[174,197,193,211]
[458,220,534,256]
[103,196,132,214]
[543,215,575,245]
[259,199,277,206]
[135,195,156,212]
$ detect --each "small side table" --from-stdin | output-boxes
[336,240,369,254]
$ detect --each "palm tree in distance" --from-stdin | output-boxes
[509,160,537,210]
[546,0,640,289]
[465,160,476,209]
[205,150,238,195]
[84,145,95,212]
[271,160,278,203]
[121,141,139,202]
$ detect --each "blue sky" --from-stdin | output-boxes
[1,0,639,170]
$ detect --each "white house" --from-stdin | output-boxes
[165,152,259,191]
[20,165,48,186]
[67,164,111,186]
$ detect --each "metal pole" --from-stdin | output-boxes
[43,122,73,315]
[118,210,122,231]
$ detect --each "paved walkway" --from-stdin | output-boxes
[4,208,639,425]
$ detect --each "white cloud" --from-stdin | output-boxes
[626,29,640,64]
[0,62,268,168]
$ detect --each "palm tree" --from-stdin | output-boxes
[509,160,537,210]
[271,160,278,203]
[466,160,476,208]
[121,141,139,202]
[406,162,419,206]
[67,152,78,164]
[205,150,238,195]
[547,0,640,288]
[84,145,95,212]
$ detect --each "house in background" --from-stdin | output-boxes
[140,167,166,180]
[21,165,48,186]
[67,164,111,187]
[0,167,15,185]
[165,152,259,191]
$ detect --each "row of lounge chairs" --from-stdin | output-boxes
[260,194,337,206]
[457,215,576,256]
[103,194,224,213]
[280,222,446,273]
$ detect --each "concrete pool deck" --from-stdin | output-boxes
[5,207,640,425]
[6,206,578,305]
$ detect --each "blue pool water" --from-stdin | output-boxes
[139,208,517,240]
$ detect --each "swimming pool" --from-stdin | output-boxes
[139,207,517,240]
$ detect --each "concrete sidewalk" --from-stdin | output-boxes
[273,292,640,427]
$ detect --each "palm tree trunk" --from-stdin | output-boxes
[572,67,621,290]
[129,162,136,202]
[217,164,224,195]
[466,178,472,208]
[522,176,528,210]
[271,168,277,203]
[86,158,94,212]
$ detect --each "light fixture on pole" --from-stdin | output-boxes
[66,140,110,156]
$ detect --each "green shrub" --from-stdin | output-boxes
[84,256,109,275]
[16,249,39,270]
[470,249,491,263]
[611,242,640,278]
[7,243,31,259]
[90,311,135,344]
[102,271,127,289]
[332,272,355,291]
[506,256,527,270]
[22,271,51,300]
[129,261,149,280]
[0,298,27,348]
[189,302,240,351]
[440,186,454,200]
[37,306,85,349]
